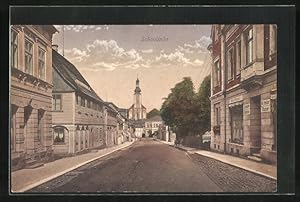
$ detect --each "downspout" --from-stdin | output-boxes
[221,26,227,154]
[224,90,227,154]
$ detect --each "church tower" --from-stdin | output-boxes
[134,78,141,109]
[128,77,147,120]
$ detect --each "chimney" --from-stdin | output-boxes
[52,44,58,52]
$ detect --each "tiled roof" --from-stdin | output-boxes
[52,50,103,102]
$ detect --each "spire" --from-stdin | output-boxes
[134,77,141,94]
[136,75,139,87]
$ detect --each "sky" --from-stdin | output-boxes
[53,25,212,111]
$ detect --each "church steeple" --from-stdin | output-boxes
[134,77,141,94]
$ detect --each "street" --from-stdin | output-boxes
[28,139,276,193]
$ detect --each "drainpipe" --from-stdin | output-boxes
[221,26,227,154]
[224,92,227,154]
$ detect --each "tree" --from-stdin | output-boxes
[160,76,211,146]
[160,77,196,138]
[147,108,160,119]
[193,75,211,142]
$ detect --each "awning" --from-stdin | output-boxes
[228,101,243,108]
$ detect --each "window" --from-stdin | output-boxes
[87,99,91,108]
[76,94,79,105]
[213,60,220,87]
[11,31,18,69]
[81,97,85,107]
[269,25,277,55]
[38,47,45,79]
[245,28,253,65]
[52,94,62,111]
[54,127,65,143]
[230,105,243,144]
[227,48,234,80]
[25,39,33,74]
[236,41,241,75]
[37,109,44,141]
[214,103,221,126]
[11,105,17,151]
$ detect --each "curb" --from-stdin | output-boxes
[194,152,277,181]
[13,141,135,193]
[155,139,276,181]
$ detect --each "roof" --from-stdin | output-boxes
[146,115,163,122]
[128,104,146,110]
[52,50,103,102]
[128,119,146,128]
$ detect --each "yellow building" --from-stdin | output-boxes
[10,25,57,170]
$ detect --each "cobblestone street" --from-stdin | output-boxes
[190,154,277,192]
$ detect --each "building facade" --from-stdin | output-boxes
[145,115,164,136]
[52,49,108,156]
[128,78,147,120]
[10,25,57,169]
[105,102,129,145]
[209,25,277,164]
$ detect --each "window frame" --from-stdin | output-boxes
[38,47,46,80]
[269,25,277,55]
[11,30,18,69]
[53,127,65,144]
[24,38,33,74]
[227,46,235,81]
[81,97,85,107]
[213,59,221,87]
[214,103,221,126]
[52,94,62,111]
[236,40,242,76]
[245,28,253,65]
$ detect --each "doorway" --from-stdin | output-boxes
[250,96,261,151]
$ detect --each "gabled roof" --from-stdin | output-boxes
[52,50,103,102]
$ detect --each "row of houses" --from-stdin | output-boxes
[10,25,132,170]
[208,25,277,164]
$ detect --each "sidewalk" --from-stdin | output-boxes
[156,139,277,180]
[11,141,135,193]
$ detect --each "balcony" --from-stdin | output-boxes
[240,60,264,91]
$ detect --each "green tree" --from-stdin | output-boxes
[160,77,196,138]
[160,76,211,147]
[147,108,160,119]
[193,75,211,143]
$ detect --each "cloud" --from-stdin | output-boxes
[91,62,118,71]
[141,49,153,54]
[65,48,89,62]
[177,36,212,54]
[64,37,208,72]
[56,25,109,33]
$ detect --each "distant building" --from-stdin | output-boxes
[208,25,277,164]
[52,49,107,156]
[105,102,130,144]
[145,115,164,136]
[128,120,146,138]
[128,78,147,120]
[10,25,57,169]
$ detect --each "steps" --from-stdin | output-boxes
[247,153,263,162]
